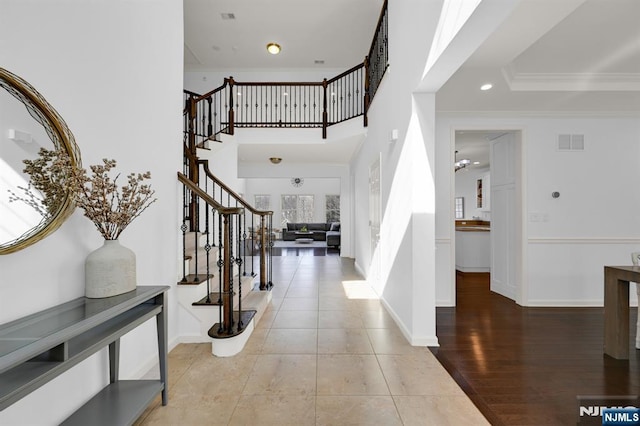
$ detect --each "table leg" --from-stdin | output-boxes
[604,274,629,359]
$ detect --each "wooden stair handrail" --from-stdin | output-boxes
[192,80,229,104]
[326,63,365,84]
[177,172,243,216]
[198,160,273,217]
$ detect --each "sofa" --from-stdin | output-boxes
[282,222,341,247]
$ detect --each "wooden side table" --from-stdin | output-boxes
[604,266,639,359]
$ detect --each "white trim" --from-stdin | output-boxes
[354,259,366,279]
[529,237,640,244]
[178,335,211,344]
[527,299,604,307]
[380,298,439,347]
[131,336,181,379]
[502,64,640,92]
[437,110,640,118]
[435,238,451,244]
[455,266,490,273]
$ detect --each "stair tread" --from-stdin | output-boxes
[208,310,257,339]
[192,293,222,306]
[177,274,214,285]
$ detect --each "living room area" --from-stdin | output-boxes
[243,176,343,255]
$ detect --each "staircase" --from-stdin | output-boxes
[175,166,275,356]
[175,0,388,357]
[177,231,271,356]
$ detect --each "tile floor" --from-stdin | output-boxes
[137,255,488,425]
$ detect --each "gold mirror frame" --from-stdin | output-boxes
[0,67,80,254]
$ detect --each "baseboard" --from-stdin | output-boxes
[379,298,439,347]
[131,335,182,379]
[455,266,490,273]
[525,299,605,307]
[354,260,365,279]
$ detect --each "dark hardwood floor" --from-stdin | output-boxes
[432,271,640,425]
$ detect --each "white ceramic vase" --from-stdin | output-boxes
[85,239,137,298]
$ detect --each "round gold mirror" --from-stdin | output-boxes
[0,67,80,254]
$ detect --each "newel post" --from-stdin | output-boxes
[259,214,267,290]
[228,76,235,136]
[222,213,233,333]
[322,78,328,139]
[363,56,370,128]
[187,96,199,232]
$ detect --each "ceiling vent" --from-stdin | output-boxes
[558,134,584,151]
[220,13,236,20]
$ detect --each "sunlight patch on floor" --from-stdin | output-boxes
[342,280,379,300]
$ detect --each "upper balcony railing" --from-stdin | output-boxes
[183,0,388,146]
[184,63,366,145]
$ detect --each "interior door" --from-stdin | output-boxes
[490,132,518,300]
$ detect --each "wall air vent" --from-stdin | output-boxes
[220,13,236,20]
[558,134,584,151]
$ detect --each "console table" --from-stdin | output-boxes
[604,266,638,359]
[0,285,169,425]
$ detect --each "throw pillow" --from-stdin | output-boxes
[330,222,341,231]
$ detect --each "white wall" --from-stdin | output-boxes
[0,1,183,424]
[244,177,341,227]
[435,114,640,307]
[350,0,444,346]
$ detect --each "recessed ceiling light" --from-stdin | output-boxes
[266,43,281,55]
[473,161,480,165]
[480,83,493,91]
[269,157,282,164]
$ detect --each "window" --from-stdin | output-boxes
[281,195,314,224]
[325,195,340,223]
[254,195,270,211]
[455,197,464,219]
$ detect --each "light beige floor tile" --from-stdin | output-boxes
[316,396,403,426]
[140,258,486,425]
[262,329,318,354]
[394,395,490,426]
[318,286,347,298]
[318,310,364,329]
[319,295,354,311]
[279,297,319,311]
[377,354,465,396]
[242,327,269,354]
[271,309,318,329]
[242,354,317,396]
[317,328,373,354]
[138,401,238,426]
[170,354,257,400]
[168,342,211,360]
[255,308,278,329]
[317,354,389,395]
[360,309,397,329]
[286,286,319,298]
[229,395,316,425]
[366,328,426,355]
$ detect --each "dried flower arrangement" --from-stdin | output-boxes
[8,148,70,218]
[12,148,156,240]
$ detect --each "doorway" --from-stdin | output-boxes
[453,129,523,304]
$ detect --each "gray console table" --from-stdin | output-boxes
[0,285,169,425]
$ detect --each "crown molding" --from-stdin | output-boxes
[501,64,640,92]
